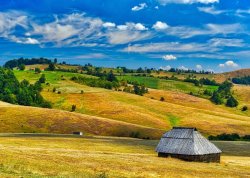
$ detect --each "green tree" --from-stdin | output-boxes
[48,63,55,71]
[35,68,41,73]
[211,91,223,105]
[18,64,25,70]
[226,96,239,107]
[39,74,46,83]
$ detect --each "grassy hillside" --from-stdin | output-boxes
[0,101,163,139]
[0,135,249,177]
[117,75,218,97]
[12,69,250,136]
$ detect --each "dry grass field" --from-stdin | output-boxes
[0,135,249,178]
[12,69,250,136]
[0,101,163,139]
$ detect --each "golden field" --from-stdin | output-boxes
[11,69,250,137]
[0,135,249,178]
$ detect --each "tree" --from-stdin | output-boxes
[54,58,58,64]
[48,63,55,71]
[211,91,223,105]
[226,96,239,107]
[18,64,25,70]
[39,74,46,83]
[35,68,41,73]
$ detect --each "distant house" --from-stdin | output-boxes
[156,127,222,162]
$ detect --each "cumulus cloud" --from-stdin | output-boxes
[179,66,189,71]
[152,21,169,30]
[157,0,219,5]
[219,60,239,68]
[131,3,147,11]
[103,22,116,28]
[162,54,177,60]
[196,64,203,70]
[160,65,171,70]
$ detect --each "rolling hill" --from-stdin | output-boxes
[8,68,250,137]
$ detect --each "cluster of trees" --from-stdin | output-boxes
[208,133,250,141]
[167,68,213,74]
[184,77,218,87]
[232,76,250,85]
[123,83,148,96]
[210,81,238,107]
[0,68,51,108]
[4,57,52,69]
[71,76,120,90]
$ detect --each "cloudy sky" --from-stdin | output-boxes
[0,0,250,72]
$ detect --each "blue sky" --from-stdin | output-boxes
[0,0,250,72]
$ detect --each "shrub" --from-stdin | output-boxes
[18,64,25,70]
[160,97,165,101]
[71,105,76,112]
[39,74,46,83]
[242,106,248,111]
[35,68,41,73]
[52,87,56,92]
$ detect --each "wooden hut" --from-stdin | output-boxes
[156,127,222,162]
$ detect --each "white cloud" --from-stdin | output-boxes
[134,23,148,31]
[117,25,128,31]
[160,65,171,70]
[158,0,219,5]
[196,64,203,70]
[209,38,244,47]
[198,6,225,15]
[152,21,169,30]
[75,53,107,59]
[155,6,159,9]
[124,42,216,53]
[163,23,244,39]
[0,10,28,38]
[162,54,177,61]
[103,22,116,28]
[219,60,239,68]
[179,66,189,71]
[131,3,147,11]
[107,31,152,45]
[219,64,225,67]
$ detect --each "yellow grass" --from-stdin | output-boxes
[0,135,249,178]
[0,101,163,139]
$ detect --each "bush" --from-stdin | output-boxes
[242,106,248,111]
[35,68,41,73]
[52,87,56,92]
[160,97,165,101]
[71,105,76,112]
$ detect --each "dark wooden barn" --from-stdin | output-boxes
[156,127,222,163]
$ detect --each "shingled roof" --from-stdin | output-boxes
[156,127,222,155]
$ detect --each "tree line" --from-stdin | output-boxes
[0,67,51,108]
[209,133,250,141]
[232,76,250,85]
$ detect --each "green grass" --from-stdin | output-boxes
[14,70,96,84]
[117,75,218,96]
[167,114,180,127]
[0,135,249,178]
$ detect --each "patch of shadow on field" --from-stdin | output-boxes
[213,141,250,157]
